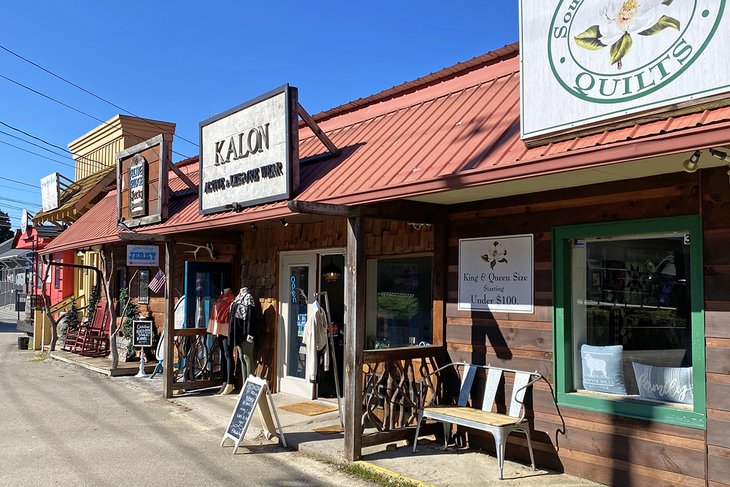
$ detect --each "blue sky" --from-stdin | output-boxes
[0,1,518,229]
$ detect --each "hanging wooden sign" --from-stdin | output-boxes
[221,376,286,453]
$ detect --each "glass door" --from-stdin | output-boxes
[279,252,317,398]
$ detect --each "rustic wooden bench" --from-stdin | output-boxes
[412,362,542,480]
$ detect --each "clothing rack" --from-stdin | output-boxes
[313,291,343,427]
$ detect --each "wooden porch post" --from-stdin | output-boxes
[344,215,366,461]
[163,239,175,399]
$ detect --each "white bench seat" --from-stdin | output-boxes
[413,363,542,480]
[423,405,522,427]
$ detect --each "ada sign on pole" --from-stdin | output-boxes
[520,0,728,141]
[126,245,159,267]
[199,85,298,215]
[458,234,534,313]
[40,173,60,212]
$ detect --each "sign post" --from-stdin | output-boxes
[221,376,286,453]
[133,319,153,378]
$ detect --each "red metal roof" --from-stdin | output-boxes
[44,43,730,253]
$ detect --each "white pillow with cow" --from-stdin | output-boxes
[580,344,627,395]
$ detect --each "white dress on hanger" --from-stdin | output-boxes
[302,300,329,383]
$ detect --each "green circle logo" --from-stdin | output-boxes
[548,0,725,104]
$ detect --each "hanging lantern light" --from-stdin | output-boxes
[322,255,342,283]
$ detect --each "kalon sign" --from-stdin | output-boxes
[199,85,299,215]
[520,0,728,143]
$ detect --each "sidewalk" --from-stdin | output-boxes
[47,348,600,487]
[0,304,20,332]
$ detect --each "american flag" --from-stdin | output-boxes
[148,269,166,293]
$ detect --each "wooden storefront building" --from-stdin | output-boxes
[42,43,730,486]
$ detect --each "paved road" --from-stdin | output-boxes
[0,330,376,487]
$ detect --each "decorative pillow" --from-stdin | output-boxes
[580,344,627,395]
[632,362,693,405]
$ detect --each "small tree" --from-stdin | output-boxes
[62,298,81,337]
[88,282,101,311]
[119,287,140,359]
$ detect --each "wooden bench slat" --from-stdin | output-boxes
[424,405,520,427]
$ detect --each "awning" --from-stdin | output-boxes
[33,166,116,225]
[0,248,32,269]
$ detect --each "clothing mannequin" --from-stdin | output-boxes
[207,288,235,395]
[229,287,257,380]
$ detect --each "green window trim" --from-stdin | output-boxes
[552,215,706,429]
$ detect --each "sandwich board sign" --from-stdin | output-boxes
[221,376,286,453]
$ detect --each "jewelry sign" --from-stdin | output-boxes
[458,234,534,313]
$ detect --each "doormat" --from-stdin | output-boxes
[279,401,338,416]
[314,424,344,435]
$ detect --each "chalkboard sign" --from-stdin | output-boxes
[221,376,286,453]
[132,320,153,347]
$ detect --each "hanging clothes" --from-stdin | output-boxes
[229,287,257,346]
[302,300,329,383]
[206,289,234,337]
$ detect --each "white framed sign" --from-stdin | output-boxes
[199,85,298,215]
[458,234,534,313]
[126,245,159,267]
[40,172,60,212]
[128,154,147,218]
[520,0,728,142]
[20,208,30,234]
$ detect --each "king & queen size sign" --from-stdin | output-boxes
[520,0,728,142]
[199,85,299,215]
[458,234,534,313]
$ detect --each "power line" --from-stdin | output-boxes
[0,175,39,188]
[0,119,116,172]
[0,43,199,150]
[0,71,191,160]
[0,139,73,167]
[0,183,39,194]
[0,195,41,207]
[0,130,75,168]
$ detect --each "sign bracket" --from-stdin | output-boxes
[297,103,340,158]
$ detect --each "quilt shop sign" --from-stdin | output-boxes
[520,0,728,141]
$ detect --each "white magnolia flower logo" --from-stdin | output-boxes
[481,241,508,270]
[574,0,680,69]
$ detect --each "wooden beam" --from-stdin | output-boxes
[298,103,341,157]
[287,200,352,217]
[167,160,198,192]
[163,239,175,399]
[117,231,168,242]
[344,215,366,461]
[288,199,446,223]
[432,222,447,346]
[368,200,447,224]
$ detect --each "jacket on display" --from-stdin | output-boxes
[207,289,234,336]
[229,287,257,346]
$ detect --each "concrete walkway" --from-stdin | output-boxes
[50,353,601,487]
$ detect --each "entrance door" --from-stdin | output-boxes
[278,252,317,398]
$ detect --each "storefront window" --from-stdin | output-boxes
[554,216,705,428]
[184,262,231,328]
[366,256,433,349]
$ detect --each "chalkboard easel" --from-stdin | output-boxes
[132,320,153,378]
[221,376,286,453]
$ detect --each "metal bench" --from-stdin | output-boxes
[412,362,542,480]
